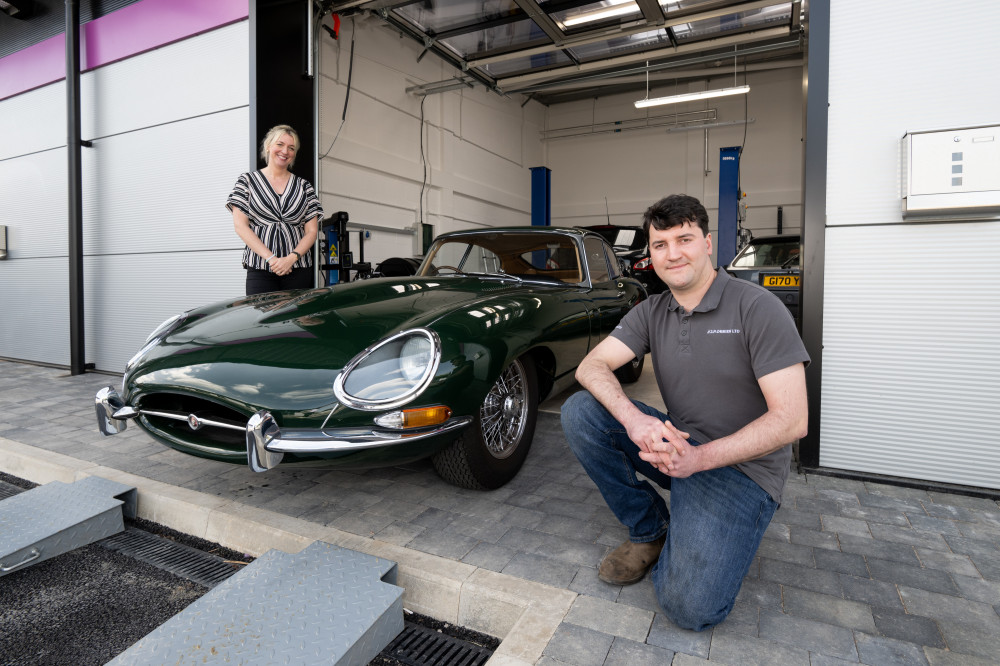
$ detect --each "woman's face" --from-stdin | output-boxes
[267,133,297,169]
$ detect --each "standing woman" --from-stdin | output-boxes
[227,124,324,295]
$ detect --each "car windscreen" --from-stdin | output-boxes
[420,233,583,284]
[730,239,800,268]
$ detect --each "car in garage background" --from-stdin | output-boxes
[726,234,801,320]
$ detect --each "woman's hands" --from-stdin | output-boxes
[269,254,298,276]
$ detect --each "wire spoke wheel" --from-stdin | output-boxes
[480,359,528,459]
[432,355,538,489]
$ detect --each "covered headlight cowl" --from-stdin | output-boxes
[333,329,441,411]
[125,312,188,370]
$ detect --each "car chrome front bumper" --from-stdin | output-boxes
[95,386,471,473]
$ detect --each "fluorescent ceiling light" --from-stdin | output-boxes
[563,1,637,28]
[634,85,750,109]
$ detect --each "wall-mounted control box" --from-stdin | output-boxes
[902,124,1000,219]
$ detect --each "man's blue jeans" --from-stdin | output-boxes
[561,390,777,631]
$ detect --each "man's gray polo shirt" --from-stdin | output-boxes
[611,268,810,503]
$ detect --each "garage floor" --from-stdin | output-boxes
[2,359,1000,665]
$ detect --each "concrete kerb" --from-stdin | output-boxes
[0,436,574,664]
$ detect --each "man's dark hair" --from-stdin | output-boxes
[642,194,710,238]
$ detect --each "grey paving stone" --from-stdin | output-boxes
[789,525,841,551]
[569,565,621,602]
[919,501,979,523]
[669,653,715,665]
[870,523,951,551]
[923,646,998,666]
[812,549,868,578]
[710,602,758,638]
[904,513,964,536]
[603,636,675,666]
[532,513,604,542]
[564,595,654,643]
[460,542,517,572]
[756,539,815,566]
[854,631,930,666]
[934,619,1000,662]
[797,497,850,515]
[329,509,396,537]
[967,552,1000,582]
[840,574,904,610]
[839,504,910,527]
[763,520,790,544]
[498,504,547,529]
[615,576,661,614]
[760,557,842,597]
[772,507,822,530]
[537,480,592,503]
[925,491,998,513]
[443,513,510,543]
[872,608,945,648]
[864,482,932,503]
[866,557,959,596]
[950,572,1000,605]
[405,528,478,560]
[858,492,927,514]
[781,586,876,633]
[897,586,1000,635]
[596,523,629,547]
[542,622,613,666]
[733,577,783,612]
[645,615,711,659]
[502,491,546,509]
[914,547,980,578]
[411,506,457,530]
[545,496,599,520]
[821,514,872,538]
[942,534,1000,559]
[707,631,811,666]
[839,533,920,566]
[807,475,866,494]
[363,497,429,521]
[373,521,425,547]
[757,609,858,661]
[808,655,861,666]
[501,552,578,588]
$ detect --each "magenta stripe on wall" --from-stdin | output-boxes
[0,0,248,101]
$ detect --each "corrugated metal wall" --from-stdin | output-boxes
[0,21,248,372]
[822,0,1000,488]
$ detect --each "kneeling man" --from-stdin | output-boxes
[562,194,809,631]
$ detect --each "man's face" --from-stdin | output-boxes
[647,221,714,295]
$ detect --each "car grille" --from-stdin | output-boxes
[137,393,249,452]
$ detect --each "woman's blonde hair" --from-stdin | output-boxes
[259,124,300,167]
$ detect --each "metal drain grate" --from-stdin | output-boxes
[380,621,494,666]
[99,527,241,588]
[0,480,26,500]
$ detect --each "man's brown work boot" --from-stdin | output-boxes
[598,535,666,585]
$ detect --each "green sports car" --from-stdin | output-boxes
[96,227,646,489]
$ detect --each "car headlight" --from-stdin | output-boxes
[125,313,187,371]
[333,329,441,411]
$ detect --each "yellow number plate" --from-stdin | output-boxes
[762,274,800,288]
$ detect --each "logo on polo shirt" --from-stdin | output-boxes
[706,329,741,334]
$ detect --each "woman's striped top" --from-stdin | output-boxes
[226,170,324,270]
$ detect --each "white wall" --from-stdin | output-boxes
[316,15,546,261]
[0,21,249,371]
[543,64,805,247]
[821,0,1000,489]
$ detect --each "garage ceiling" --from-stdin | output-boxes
[324,0,804,105]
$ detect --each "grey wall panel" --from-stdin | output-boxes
[0,148,69,258]
[85,250,246,373]
[0,83,66,160]
[827,0,1000,227]
[82,107,250,256]
[0,258,70,366]
[819,222,1000,489]
[81,21,249,141]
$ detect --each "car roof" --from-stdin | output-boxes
[746,234,800,244]
[436,226,596,241]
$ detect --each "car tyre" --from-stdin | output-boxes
[432,356,538,490]
[613,353,644,384]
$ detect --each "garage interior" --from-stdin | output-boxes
[0,0,998,496]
